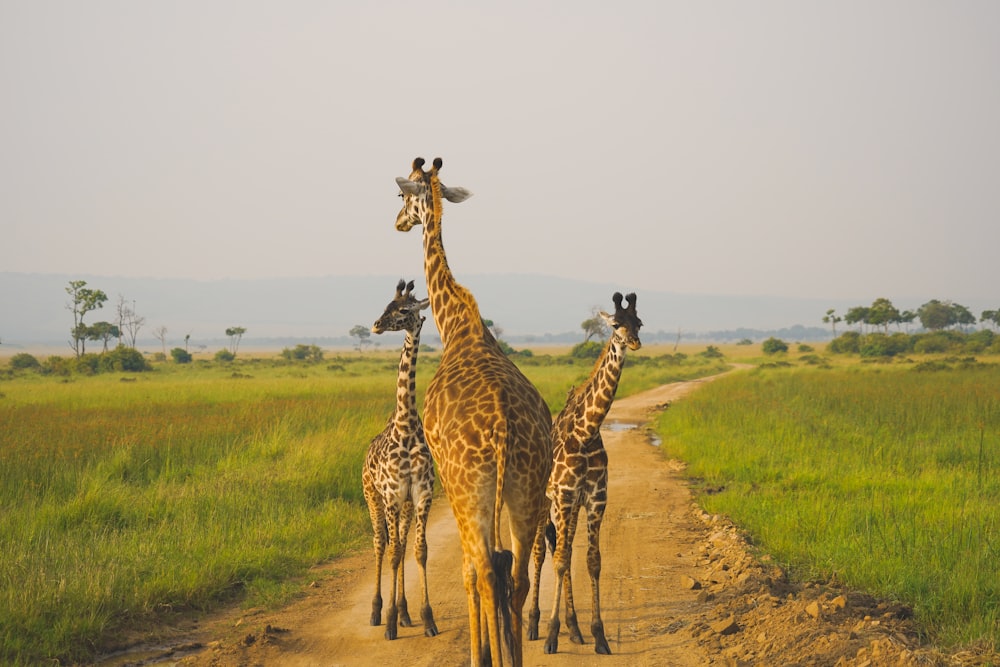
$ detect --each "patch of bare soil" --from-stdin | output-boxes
[92,372,997,667]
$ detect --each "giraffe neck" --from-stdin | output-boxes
[422,177,484,348]
[564,337,629,438]
[392,324,422,434]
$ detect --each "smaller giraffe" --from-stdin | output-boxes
[528,292,643,655]
[362,279,438,640]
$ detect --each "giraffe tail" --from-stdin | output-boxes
[545,519,557,555]
[490,418,515,660]
[492,418,508,552]
[492,549,515,661]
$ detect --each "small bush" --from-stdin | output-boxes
[215,349,235,362]
[281,344,324,362]
[700,345,724,359]
[104,346,151,372]
[171,348,193,364]
[570,341,603,359]
[828,331,861,354]
[761,337,788,355]
[41,355,72,376]
[860,333,911,358]
[913,333,954,354]
[75,354,101,375]
[9,353,41,370]
[964,329,995,354]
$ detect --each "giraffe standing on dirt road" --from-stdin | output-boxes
[528,292,643,655]
[394,157,553,667]
[362,279,438,641]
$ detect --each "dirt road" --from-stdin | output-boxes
[110,372,969,666]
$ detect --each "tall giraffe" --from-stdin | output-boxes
[362,279,438,641]
[527,292,643,655]
[395,157,553,667]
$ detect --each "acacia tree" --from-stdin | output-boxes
[844,306,870,334]
[66,280,108,357]
[918,300,955,330]
[88,322,120,352]
[899,310,918,332]
[982,309,1000,330]
[348,325,371,353]
[867,297,901,334]
[822,309,842,337]
[225,326,246,355]
[581,305,611,342]
[952,303,976,330]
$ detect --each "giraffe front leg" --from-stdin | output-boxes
[562,505,585,645]
[587,497,611,654]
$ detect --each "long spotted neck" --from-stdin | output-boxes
[393,320,423,435]
[422,174,485,348]
[561,335,629,439]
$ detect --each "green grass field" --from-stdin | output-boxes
[0,346,724,665]
[655,356,1000,649]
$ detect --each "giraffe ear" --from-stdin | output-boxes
[396,177,421,196]
[598,310,614,327]
[441,185,472,203]
[416,298,431,311]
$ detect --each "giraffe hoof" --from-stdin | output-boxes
[422,608,438,637]
[398,601,412,626]
[527,608,540,640]
[384,608,398,640]
[545,620,560,653]
[593,622,611,654]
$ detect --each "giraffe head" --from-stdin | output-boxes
[395,157,472,231]
[600,292,643,351]
[371,279,431,335]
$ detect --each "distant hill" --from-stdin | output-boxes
[0,272,882,351]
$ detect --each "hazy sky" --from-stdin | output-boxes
[3,1,999,304]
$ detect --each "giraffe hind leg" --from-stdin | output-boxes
[545,498,577,654]
[527,510,549,641]
[366,495,387,627]
[383,505,403,640]
[412,493,438,636]
[396,500,414,627]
